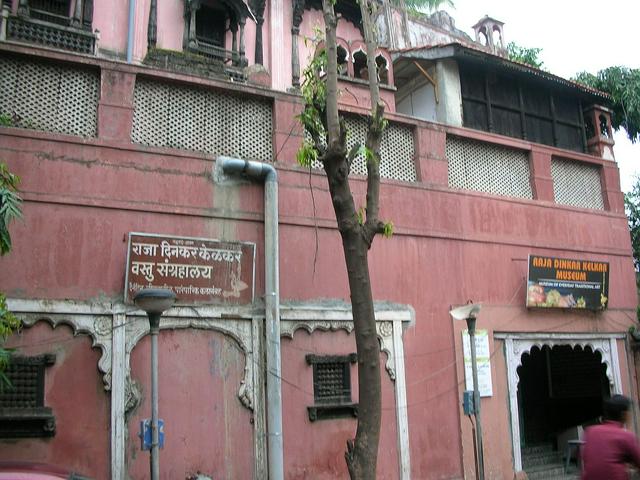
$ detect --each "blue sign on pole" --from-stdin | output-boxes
[139,419,165,451]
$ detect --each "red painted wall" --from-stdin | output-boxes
[281,329,399,479]
[0,322,110,479]
[127,329,254,479]
[0,46,636,479]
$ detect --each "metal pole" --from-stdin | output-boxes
[264,173,283,480]
[126,0,135,63]
[467,316,485,480]
[149,312,160,480]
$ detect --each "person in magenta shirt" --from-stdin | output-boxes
[581,395,640,479]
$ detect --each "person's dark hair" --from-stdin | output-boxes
[604,395,631,422]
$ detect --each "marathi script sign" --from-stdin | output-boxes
[125,233,255,305]
[526,255,609,311]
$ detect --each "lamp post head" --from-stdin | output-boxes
[133,288,176,315]
[449,303,482,321]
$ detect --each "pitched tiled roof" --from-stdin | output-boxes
[391,42,610,101]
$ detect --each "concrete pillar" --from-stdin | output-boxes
[97,68,136,141]
[435,59,463,127]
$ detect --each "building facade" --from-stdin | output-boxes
[0,1,636,479]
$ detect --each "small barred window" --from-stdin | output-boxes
[305,354,358,421]
[0,354,56,437]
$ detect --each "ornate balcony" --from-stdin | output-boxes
[1,1,96,55]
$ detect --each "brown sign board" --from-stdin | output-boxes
[125,233,255,305]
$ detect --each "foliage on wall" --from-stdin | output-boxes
[574,67,640,143]
[0,162,23,388]
[506,41,544,69]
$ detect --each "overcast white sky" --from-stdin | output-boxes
[438,0,640,193]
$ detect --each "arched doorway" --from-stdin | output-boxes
[517,345,610,447]
[499,333,624,472]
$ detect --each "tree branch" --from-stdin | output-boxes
[321,0,341,151]
[360,0,381,109]
[364,102,385,247]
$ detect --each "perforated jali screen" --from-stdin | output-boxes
[0,361,40,408]
[551,158,604,210]
[132,78,273,162]
[446,136,533,199]
[315,362,349,403]
[0,56,98,137]
[309,115,416,182]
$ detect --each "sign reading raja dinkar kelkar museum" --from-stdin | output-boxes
[125,233,255,305]
[526,255,609,311]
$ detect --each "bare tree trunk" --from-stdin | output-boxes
[319,0,387,477]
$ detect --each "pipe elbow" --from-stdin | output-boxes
[219,156,277,183]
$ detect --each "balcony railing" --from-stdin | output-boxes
[192,40,237,65]
[4,14,95,55]
[186,41,246,82]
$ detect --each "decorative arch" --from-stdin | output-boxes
[375,49,393,85]
[351,47,368,80]
[507,336,618,390]
[496,332,625,473]
[19,313,113,389]
[280,316,398,380]
[124,314,256,410]
[336,37,351,76]
[9,299,414,479]
[279,303,413,479]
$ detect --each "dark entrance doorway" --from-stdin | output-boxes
[517,345,610,447]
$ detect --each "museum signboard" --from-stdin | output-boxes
[125,233,255,305]
[526,255,609,310]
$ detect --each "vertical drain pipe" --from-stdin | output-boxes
[219,157,283,480]
[126,0,136,62]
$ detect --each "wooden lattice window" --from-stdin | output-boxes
[459,62,587,153]
[0,354,56,437]
[306,354,358,421]
[28,0,71,25]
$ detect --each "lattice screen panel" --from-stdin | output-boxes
[0,56,98,137]
[446,136,532,199]
[0,362,39,408]
[308,115,416,182]
[132,78,272,162]
[551,159,604,210]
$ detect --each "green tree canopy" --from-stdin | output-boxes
[625,176,640,271]
[506,41,544,69]
[400,0,453,10]
[574,67,640,143]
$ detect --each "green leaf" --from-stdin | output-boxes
[348,143,361,163]
[507,42,545,70]
[296,140,319,168]
[383,221,394,238]
[0,113,12,127]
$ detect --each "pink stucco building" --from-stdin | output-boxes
[0,1,635,479]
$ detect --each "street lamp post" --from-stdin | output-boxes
[450,303,484,480]
[133,288,176,480]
